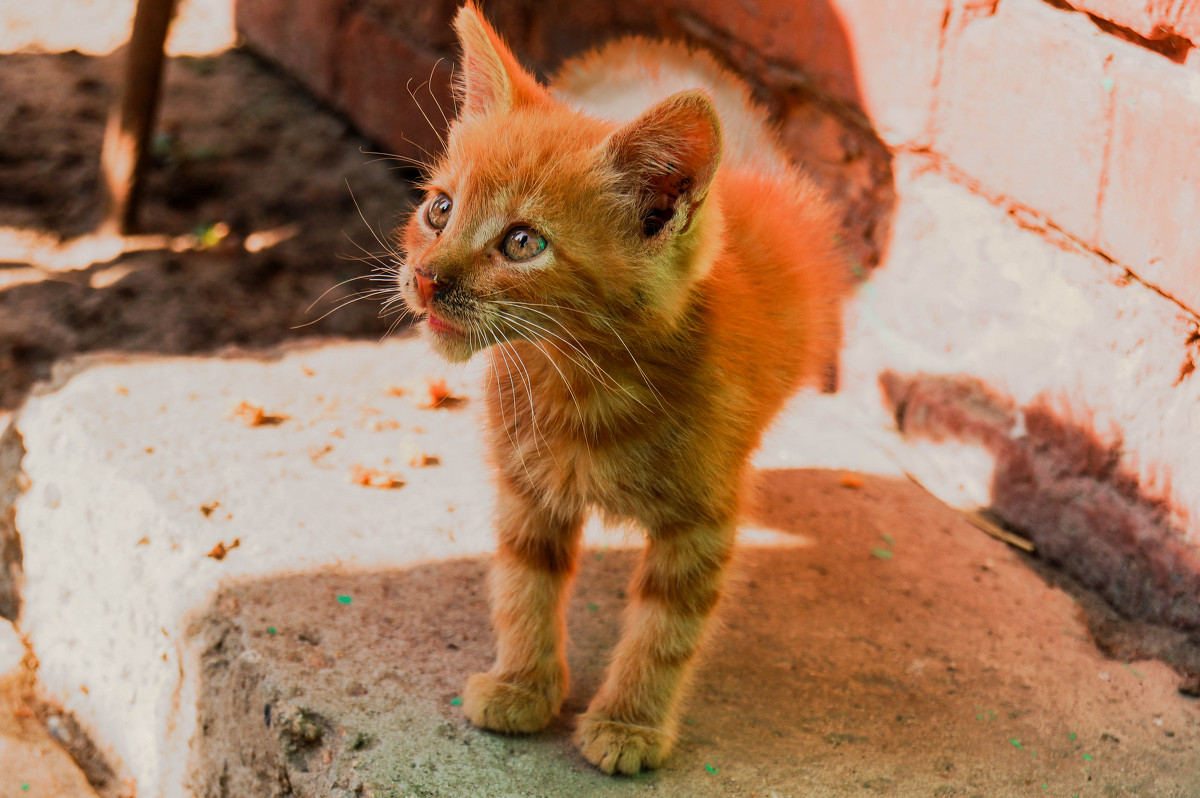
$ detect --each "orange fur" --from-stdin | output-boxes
[393,2,848,774]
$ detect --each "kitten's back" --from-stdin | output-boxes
[553,39,792,179]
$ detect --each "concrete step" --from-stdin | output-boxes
[5,335,1198,796]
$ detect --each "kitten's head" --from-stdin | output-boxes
[396,2,722,363]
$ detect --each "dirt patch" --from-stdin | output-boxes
[0,45,419,412]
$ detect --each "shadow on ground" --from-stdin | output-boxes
[880,370,1200,679]
[187,471,1199,797]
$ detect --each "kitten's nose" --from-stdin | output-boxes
[415,267,442,305]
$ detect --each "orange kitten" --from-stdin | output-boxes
[393,3,847,774]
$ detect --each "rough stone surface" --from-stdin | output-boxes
[0,619,22,676]
[1062,0,1200,49]
[1099,46,1200,314]
[823,0,948,147]
[189,502,1200,797]
[880,371,1200,630]
[935,0,1111,242]
[0,694,103,798]
[12,341,496,796]
[0,421,24,621]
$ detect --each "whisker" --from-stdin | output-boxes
[399,133,439,167]
[380,304,415,341]
[344,181,404,264]
[494,309,607,381]
[501,340,554,465]
[406,77,447,148]
[524,336,592,456]
[304,273,380,314]
[358,148,430,170]
[294,289,395,329]
[427,58,451,132]
[494,308,650,412]
[490,297,668,411]
[485,325,536,485]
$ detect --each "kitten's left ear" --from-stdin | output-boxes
[603,90,722,238]
[454,2,549,117]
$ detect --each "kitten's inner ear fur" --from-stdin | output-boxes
[454,2,548,116]
[604,90,723,238]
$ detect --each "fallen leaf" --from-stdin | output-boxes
[414,376,465,409]
[233,401,289,427]
[350,465,406,489]
[839,472,865,489]
[403,437,441,467]
[207,538,241,561]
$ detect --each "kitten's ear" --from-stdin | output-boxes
[603,90,722,238]
[454,2,548,117]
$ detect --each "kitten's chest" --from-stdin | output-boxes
[486,366,678,512]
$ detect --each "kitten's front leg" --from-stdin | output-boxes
[463,482,583,734]
[576,521,734,774]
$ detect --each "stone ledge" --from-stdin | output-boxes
[8,335,1198,793]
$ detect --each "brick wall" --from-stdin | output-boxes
[235,0,1200,632]
[236,0,1199,313]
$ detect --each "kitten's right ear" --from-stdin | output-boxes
[603,90,722,238]
[454,2,548,117]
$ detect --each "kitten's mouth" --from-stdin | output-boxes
[426,311,464,337]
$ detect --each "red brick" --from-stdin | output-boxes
[935,0,1111,242]
[1062,0,1200,48]
[334,9,454,167]
[1098,49,1200,315]
[234,0,347,99]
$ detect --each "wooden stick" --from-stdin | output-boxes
[962,510,1036,553]
[99,0,177,235]
[900,470,1036,553]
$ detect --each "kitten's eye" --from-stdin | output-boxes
[426,193,453,229]
[501,226,547,262]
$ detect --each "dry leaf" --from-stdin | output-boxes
[402,437,440,467]
[413,376,464,409]
[350,464,406,489]
[233,401,289,427]
[207,538,241,561]
[839,472,865,489]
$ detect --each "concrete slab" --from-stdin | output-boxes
[10,339,493,795]
[7,333,1200,796]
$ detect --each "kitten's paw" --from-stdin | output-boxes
[462,671,557,734]
[574,714,672,775]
